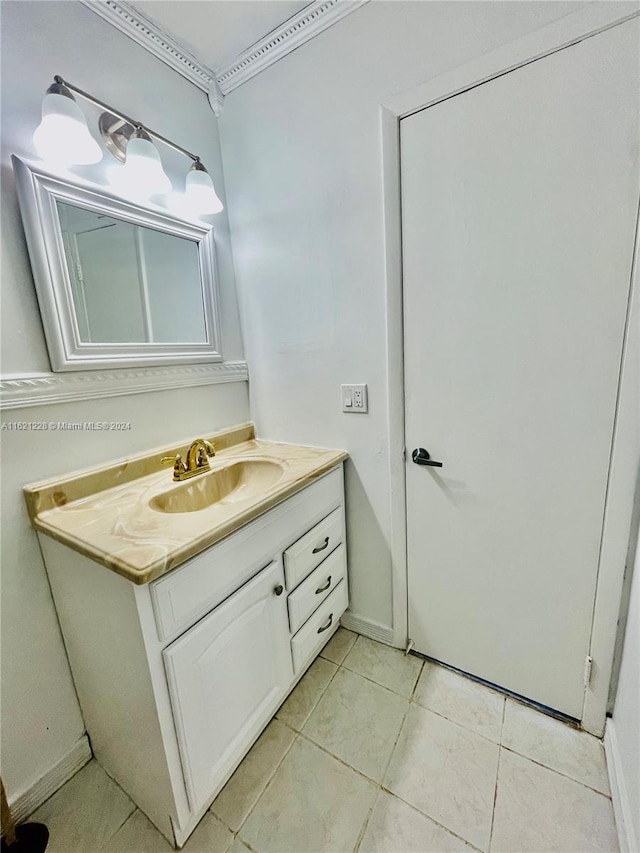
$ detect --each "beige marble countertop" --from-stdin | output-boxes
[24,423,347,584]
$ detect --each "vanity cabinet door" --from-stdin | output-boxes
[163,560,292,813]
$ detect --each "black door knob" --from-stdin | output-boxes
[274,584,284,596]
[411,448,443,468]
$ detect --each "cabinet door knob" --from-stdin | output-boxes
[274,584,284,596]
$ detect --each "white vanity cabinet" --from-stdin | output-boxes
[163,560,292,814]
[39,464,347,848]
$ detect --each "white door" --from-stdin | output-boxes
[67,219,148,343]
[402,20,639,719]
[163,561,292,811]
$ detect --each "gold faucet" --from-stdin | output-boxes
[161,438,216,482]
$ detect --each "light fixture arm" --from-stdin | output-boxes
[52,75,199,165]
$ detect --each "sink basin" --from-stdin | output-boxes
[149,459,285,513]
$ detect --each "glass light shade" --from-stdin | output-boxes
[33,92,102,165]
[115,136,172,196]
[185,167,223,215]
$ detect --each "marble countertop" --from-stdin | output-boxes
[24,423,347,584]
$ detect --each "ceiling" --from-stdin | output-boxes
[129,1,312,72]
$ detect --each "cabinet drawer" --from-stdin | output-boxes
[284,507,343,590]
[290,579,348,673]
[287,544,346,634]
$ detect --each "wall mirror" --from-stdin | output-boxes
[11,156,222,371]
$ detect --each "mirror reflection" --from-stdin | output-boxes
[56,201,206,344]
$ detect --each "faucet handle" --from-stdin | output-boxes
[161,454,187,479]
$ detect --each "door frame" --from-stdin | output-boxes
[380,1,640,735]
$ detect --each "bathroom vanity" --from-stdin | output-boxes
[24,424,348,848]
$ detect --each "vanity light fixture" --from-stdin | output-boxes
[110,126,172,197]
[33,79,102,166]
[185,159,224,215]
[33,76,223,214]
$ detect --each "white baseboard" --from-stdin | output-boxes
[340,612,395,646]
[8,736,92,823]
[605,721,639,853]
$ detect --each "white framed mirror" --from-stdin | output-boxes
[11,156,223,371]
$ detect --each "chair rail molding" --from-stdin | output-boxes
[0,361,249,411]
[81,0,369,106]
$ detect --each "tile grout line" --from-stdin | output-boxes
[301,643,505,850]
[499,694,507,742]
[379,665,488,853]
[319,627,358,667]
[231,643,608,853]
[99,804,139,849]
[337,662,423,701]
[499,744,613,799]
[353,658,480,853]
[296,730,387,788]
[214,728,299,841]
[277,655,342,733]
[217,641,611,852]
[300,638,424,850]
[300,655,418,785]
[410,658,426,699]
[500,698,611,797]
[409,693,503,746]
[229,638,357,845]
[411,664,506,741]
[352,657,424,853]
[377,785,485,853]
[484,696,508,850]
[232,732,300,845]
[385,662,500,852]
[230,639,359,846]
[487,733,504,853]
[352,786,382,853]
[339,634,425,696]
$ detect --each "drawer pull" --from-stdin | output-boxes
[315,575,332,595]
[274,584,284,596]
[312,537,330,554]
[317,613,334,634]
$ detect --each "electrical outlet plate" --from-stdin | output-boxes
[341,384,368,413]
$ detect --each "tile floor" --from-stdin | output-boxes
[28,629,619,853]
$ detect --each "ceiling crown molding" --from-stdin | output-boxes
[82,0,370,107]
[81,0,217,93]
[215,0,370,94]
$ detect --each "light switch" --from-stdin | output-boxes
[341,384,368,413]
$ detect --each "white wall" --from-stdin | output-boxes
[0,1,248,803]
[219,0,592,631]
[609,542,640,851]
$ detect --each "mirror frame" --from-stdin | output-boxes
[11,156,223,372]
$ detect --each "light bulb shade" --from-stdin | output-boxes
[119,136,172,196]
[33,92,102,165]
[185,166,223,215]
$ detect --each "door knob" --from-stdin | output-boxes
[411,448,443,468]
[274,584,284,596]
